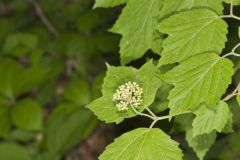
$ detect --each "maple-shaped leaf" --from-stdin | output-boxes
[100,128,183,160]
[186,129,216,160]
[88,61,162,123]
[160,0,223,17]
[224,0,240,5]
[163,53,234,116]
[93,0,126,8]
[192,101,230,136]
[111,0,163,64]
[158,9,228,66]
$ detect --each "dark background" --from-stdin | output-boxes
[0,0,240,160]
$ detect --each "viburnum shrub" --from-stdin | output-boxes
[88,0,240,159]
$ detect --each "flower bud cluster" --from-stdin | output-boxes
[113,81,143,111]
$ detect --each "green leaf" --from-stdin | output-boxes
[11,99,42,131]
[160,0,223,17]
[150,32,165,54]
[35,152,59,160]
[228,99,240,125]
[149,82,173,113]
[36,80,57,106]
[0,19,14,40]
[76,10,109,32]
[229,133,240,154]
[163,53,234,116]
[192,101,230,136]
[46,109,97,154]
[110,0,163,64]
[150,100,169,113]
[9,0,28,11]
[91,73,105,100]
[0,59,22,100]
[9,129,37,143]
[0,106,11,138]
[237,94,240,106]
[94,0,126,8]
[171,113,195,133]
[88,61,162,123]
[99,128,183,160]
[63,79,90,106]
[47,103,80,124]
[4,33,38,56]
[0,59,49,100]
[222,110,233,133]
[15,67,50,96]
[0,142,32,160]
[94,32,119,53]
[224,0,240,5]
[0,96,8,106]
[186,129,216,160]
[30,48,44,66]
[158,9,228,66]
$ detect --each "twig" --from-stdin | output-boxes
[28,0,59,37]
[230,0,234,15]
[222,43,240,58]
[131,105,190,128]
[146,107,157,118]
[221,2,240,58]
[220,15,240,21]
[220,0,240,21]
[232,43,240,52]
[149,119,158,129]
[130,106,156,120]
[157,115,170,120]
[149,115,170,129]
[223,82,240,101]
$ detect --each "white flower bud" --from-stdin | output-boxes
[112,81,143,111]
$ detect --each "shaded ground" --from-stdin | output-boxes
[69,124,118,160]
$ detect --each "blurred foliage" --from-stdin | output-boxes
[0,0,119,159]
[0,0,240,160]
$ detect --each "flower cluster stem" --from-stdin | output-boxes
[130,106,191,128]
[131,106,156,120]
